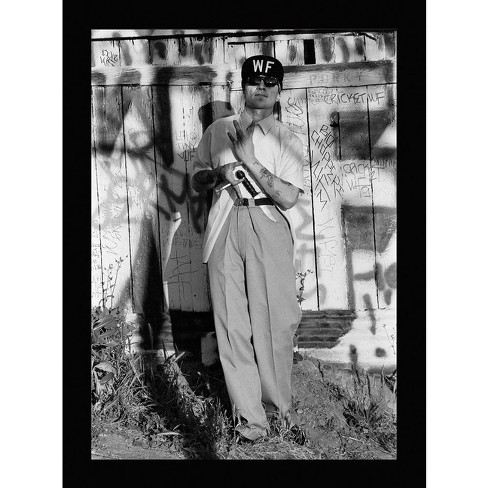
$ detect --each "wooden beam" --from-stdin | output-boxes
[91,29,361,40]
[91,60,395,88]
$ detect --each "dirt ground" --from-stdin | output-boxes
[91,354,396,460]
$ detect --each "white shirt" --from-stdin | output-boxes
[194,110,304,263]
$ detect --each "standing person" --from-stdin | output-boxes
[191,55,305,443]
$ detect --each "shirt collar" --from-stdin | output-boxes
[238,110,276,136]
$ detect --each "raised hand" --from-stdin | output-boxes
[227,120,256,164]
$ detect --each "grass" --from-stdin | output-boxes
[91,268,396,460]
[91,338,396,459]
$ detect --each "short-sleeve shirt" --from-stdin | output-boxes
[194,110,304,263]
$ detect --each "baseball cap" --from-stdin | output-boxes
[241,55,284,90]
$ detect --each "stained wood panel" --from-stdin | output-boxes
[119,39,151,66]
[151,84,177,312]
[333,35,365,63]
[151,37,225,66]
[207,84,236,123]
[179,86,212,312]
[90,30,397,323]
[280,88,317,311]
[121,86,163,316]
[154,85,189,311]
[274,39,305,65]
[92,61,395,89]
[244,42,274,57]
[364,32,385,61]
[92,40,121,68]
[383,32,396,60]
[92,86,133,312]
[154,85,211,312]
[226,43,247,69]
[229,89,245,115]
[91,92,104,307]
[368,84,397,310]
[306,88,348,310]
[314,36,335,64]
[337,87,378,312]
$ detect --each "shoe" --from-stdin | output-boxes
[235,423,267,442]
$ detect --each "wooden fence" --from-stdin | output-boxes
[91,29,397,368]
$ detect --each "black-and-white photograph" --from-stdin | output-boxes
[90,28,398,461]
[10,1,488,486]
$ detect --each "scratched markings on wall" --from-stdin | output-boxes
[91,86,133,312]
[90,31,397,367]
[307,88,347,310]
[158,85,192,312]
[158,85,210,312]
[92,40,120,68]
[180,85,211,312]
[281,89,317,311]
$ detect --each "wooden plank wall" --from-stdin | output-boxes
[91,31,397,341]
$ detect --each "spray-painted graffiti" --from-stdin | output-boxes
[100,49,119,67]
[91,32,396,368]
[342,204,397,332]
[282,91,320,310]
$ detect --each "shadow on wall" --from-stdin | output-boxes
[93,83,242,355]
[342,204,397,334]
[93,66,396,356]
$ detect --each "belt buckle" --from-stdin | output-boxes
[235,198,246,206]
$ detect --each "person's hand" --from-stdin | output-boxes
[227,120,256,164]
[217,162,239,184]
[216,162,244,197]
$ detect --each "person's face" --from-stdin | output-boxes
[243,75,281,111]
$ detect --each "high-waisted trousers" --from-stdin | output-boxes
[207,204,302,432]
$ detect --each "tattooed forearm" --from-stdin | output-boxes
[245,158,301,209]
[259,167,275,188]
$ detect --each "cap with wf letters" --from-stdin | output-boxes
[241,55,284,89]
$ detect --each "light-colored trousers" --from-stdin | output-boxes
[207,204,302,432]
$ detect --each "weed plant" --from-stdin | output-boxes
[92,261,396,459]
[315,359,397,456]
[91,260,235,458]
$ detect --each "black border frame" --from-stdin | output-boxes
[64,2,426,484]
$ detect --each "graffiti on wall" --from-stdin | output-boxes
[91,34,397,363]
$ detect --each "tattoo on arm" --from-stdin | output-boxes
[259,167,275,188]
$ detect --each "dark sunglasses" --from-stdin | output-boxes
[246,74,279,87]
